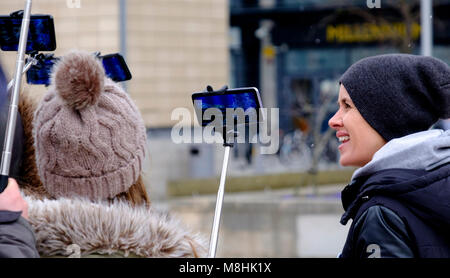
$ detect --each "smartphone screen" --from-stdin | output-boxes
[192,87,263,127]
[100,53,132,82]
[26,56,57,85]
[0,15,57,52]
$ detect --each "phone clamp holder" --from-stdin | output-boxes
[6,51,44,92]
[10,10,24,18]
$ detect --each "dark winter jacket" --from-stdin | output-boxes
[339,129,450,258]
[0,211,40,258]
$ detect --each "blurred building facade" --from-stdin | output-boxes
[230,0,450,135]
[0,0,229,128]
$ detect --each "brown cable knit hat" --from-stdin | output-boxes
[33,50,147,200]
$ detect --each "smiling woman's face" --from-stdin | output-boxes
[328,85,386,167]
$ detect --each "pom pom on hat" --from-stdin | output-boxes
[52,50,105,110]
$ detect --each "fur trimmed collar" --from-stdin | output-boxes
[26,196,208,258]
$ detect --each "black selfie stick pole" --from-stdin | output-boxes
[0,0,32,193]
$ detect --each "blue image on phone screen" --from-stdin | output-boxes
[0,17,56,52]
[101,55,131,82]
[26,57,55,85]
[193,91,260,127]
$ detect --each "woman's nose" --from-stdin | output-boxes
[328,110,342,129]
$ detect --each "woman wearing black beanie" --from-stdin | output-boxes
[328,54,450,258]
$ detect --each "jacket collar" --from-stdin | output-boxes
[340,175,369,225]
[340,165,449,225]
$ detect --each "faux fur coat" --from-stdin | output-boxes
[15,92,208,258]
[26,196,207,258]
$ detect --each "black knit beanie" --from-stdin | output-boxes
[340,54,450,141]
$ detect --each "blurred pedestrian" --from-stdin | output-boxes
[0,59,38,258]
[0,59,25,183]
[329,54,450,258]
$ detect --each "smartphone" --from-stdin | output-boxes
[26,53,132,85]
[26,55,58,85]
[100,53,132,82]
[0,14,57,53]
[191,87,263,128]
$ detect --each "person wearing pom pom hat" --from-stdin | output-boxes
[13,50,207,257]
[328,54,450,258]
[32,50,149,205]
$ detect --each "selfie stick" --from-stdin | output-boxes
[208,138,233,258]
[205,85,237,258]
[0,0,32,193]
